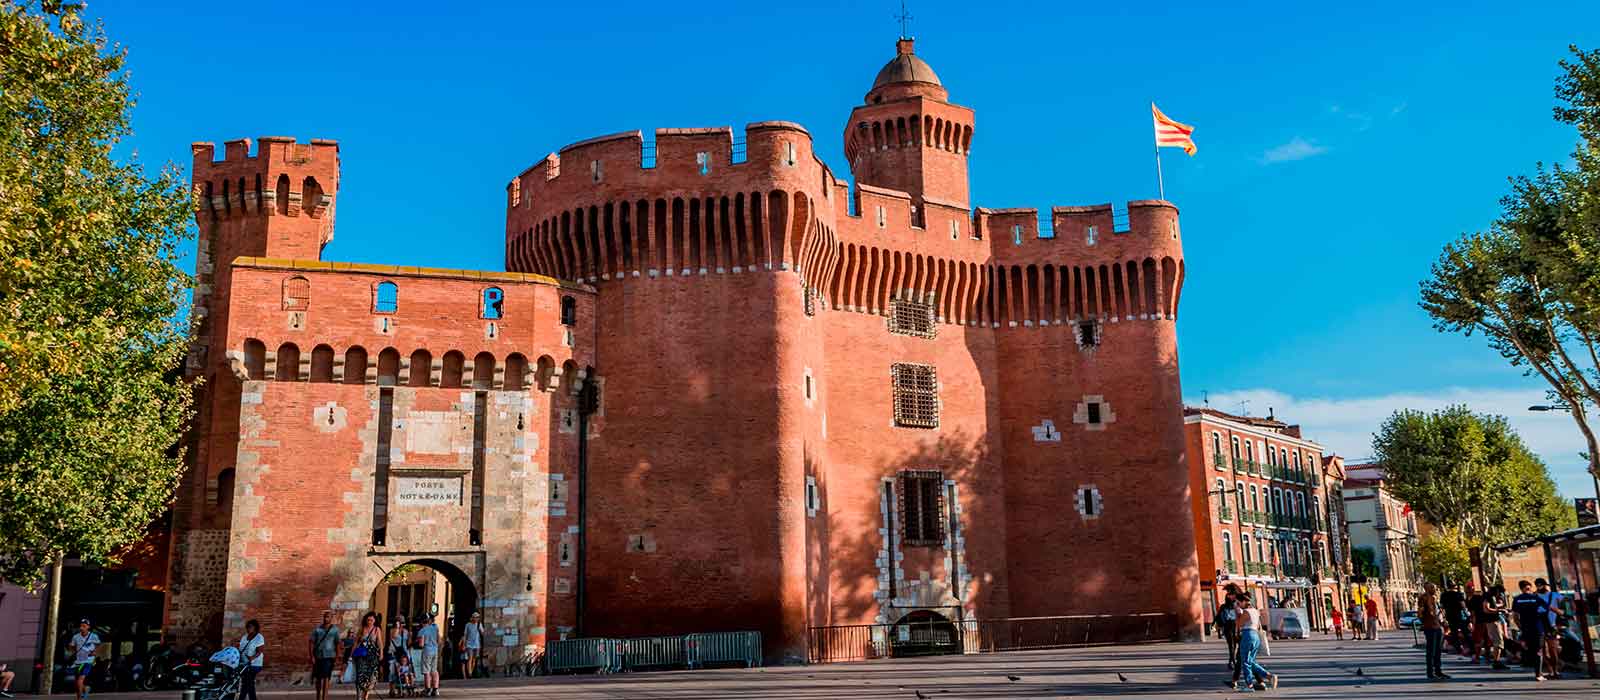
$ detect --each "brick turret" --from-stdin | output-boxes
[844,39,974,217]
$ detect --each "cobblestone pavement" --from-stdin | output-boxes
[101,636,1600,698]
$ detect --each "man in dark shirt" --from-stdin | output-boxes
[1216,592,1239,673]
[1420,583,1449,680]
[1510,580,1549,680]
[1440,584,1467,655]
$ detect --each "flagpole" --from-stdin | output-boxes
[1155,141,1166,201]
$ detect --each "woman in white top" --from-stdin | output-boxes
[1233,597,1277,691]
[238,619,265,700]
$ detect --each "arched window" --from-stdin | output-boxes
[1241,534,1252,562]
[1244,441,1253,462]
[503,354,528,391]
[374,281,398,313]
[1280,448,1289,469]
[1267,447,1277,467]
[275,343,300,381]
[1293,451,1302,469]
[377,348,401,386]
[1211,432,1222,467]
[560,295,577,326]
[344,346,368,384]
[1235,483,1245,510]
[283,276,310,310]
[1222,531,1234,564]
[535,356,556,392]
[440,351,465,388]
[408,349,432,387]
[561,360,580,395]
[309,345,335,382]
[1249,485,1258,511]
[1296,492,1306,518]
[472,352,496,390]
[482,287,504,320]
[243,339,266,380]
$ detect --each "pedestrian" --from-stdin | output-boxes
[1481,585,1510,670]
[310,612,342,700]
[1331,606,1344,641]
[1511,579,1549,680]
[417,614,442,697]
[386,614,410,692]
[1215,593,1239,672]
[1232,596,1277,691]
[1535,578,1564,679]
[351,611,383,700]
[68,619,99,700]
[460,612,483,679]
[1347,601,1365,641]
[1442,583,1468,655]
[1466,585,1486,663]
[1364,597,1380,641]
[1419,583,1449,680]
[0,661,14,698]
[238,619,265,700]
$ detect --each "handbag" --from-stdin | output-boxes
[340,660,354,684]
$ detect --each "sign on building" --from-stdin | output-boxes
[395,476,463,507]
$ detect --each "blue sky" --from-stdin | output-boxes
[98,1,1600,496]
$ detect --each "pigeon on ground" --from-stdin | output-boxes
[915,691,928,699]
[1006,675,1021,682]
[1354,668,1364,676]
[1117,672,1129,682]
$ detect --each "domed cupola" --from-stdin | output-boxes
[867,39,947,103]
[845,37,974,211]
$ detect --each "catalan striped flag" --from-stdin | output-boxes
[1152,103,1197,156]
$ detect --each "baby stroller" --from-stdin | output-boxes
[388,654,421,697]
[194,647,244,700]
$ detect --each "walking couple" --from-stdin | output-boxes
[1217,590,1279,692]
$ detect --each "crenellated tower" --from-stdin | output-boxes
[843,38,974,219]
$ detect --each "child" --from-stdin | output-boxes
[1332,607,1344,641]
[392,652,416,694]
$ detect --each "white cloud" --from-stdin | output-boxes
[1260,137,1328,164]
[1190,387,1593,499]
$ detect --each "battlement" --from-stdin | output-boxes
[191,137,340,224]
[510,122,817,206]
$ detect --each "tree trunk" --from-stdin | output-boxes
[40,554,63,696]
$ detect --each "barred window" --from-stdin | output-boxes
[899,470,945,545]
[888,297,936,338]
[891,363,939,428]
[282,276,310,310]
[803,285,816,317]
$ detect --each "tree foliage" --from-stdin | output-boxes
[1350,547,1380,579]
[1421,46,1600,482]
[1417,527,1472,586]
[0,1,194,585]
[1372,406,1574,581]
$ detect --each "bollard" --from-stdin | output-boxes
[182,690,197,700]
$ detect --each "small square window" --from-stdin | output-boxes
[1077,320,1099,347]
[1086,402,1102,424]
[888,297,936,339]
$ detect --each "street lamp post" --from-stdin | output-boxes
[1529,403,1600,504]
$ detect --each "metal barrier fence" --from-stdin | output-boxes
[546,631,761,674]
[807,613,1181,664]
[686,631,762,669]
[546,638,622,674]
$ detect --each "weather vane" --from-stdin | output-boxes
[896,0,913,39]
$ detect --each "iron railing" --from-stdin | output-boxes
[806,613,1180,664]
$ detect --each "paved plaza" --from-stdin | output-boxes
[100,636,1600,699]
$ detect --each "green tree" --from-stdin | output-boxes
[1371,406,1575,582]
[1417,528,1472,586]
[0,1,194,585]
[1421,46,1600,484]
[1350,546,1380,579]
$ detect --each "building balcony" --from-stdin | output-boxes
[1214,453,1229,470]
[1218,505,1233,522]
[1222,559,1238,575]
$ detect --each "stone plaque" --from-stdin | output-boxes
[394,476,462,507]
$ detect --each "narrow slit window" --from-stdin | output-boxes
[696,152,711,175]
[560,296,577,326]
[1012,225,1023,246]
[1086,225,1098,246]
[1086,401,1102,424]
[784,142,797,167]
[591,160,603,183]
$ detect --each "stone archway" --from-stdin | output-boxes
[368,558,479,678]
[889,609,961,658]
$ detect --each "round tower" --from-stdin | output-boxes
[843,39,975,217]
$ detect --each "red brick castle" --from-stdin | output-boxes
[165,38,1201,670]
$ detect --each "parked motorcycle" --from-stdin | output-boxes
[138,644,210,691]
